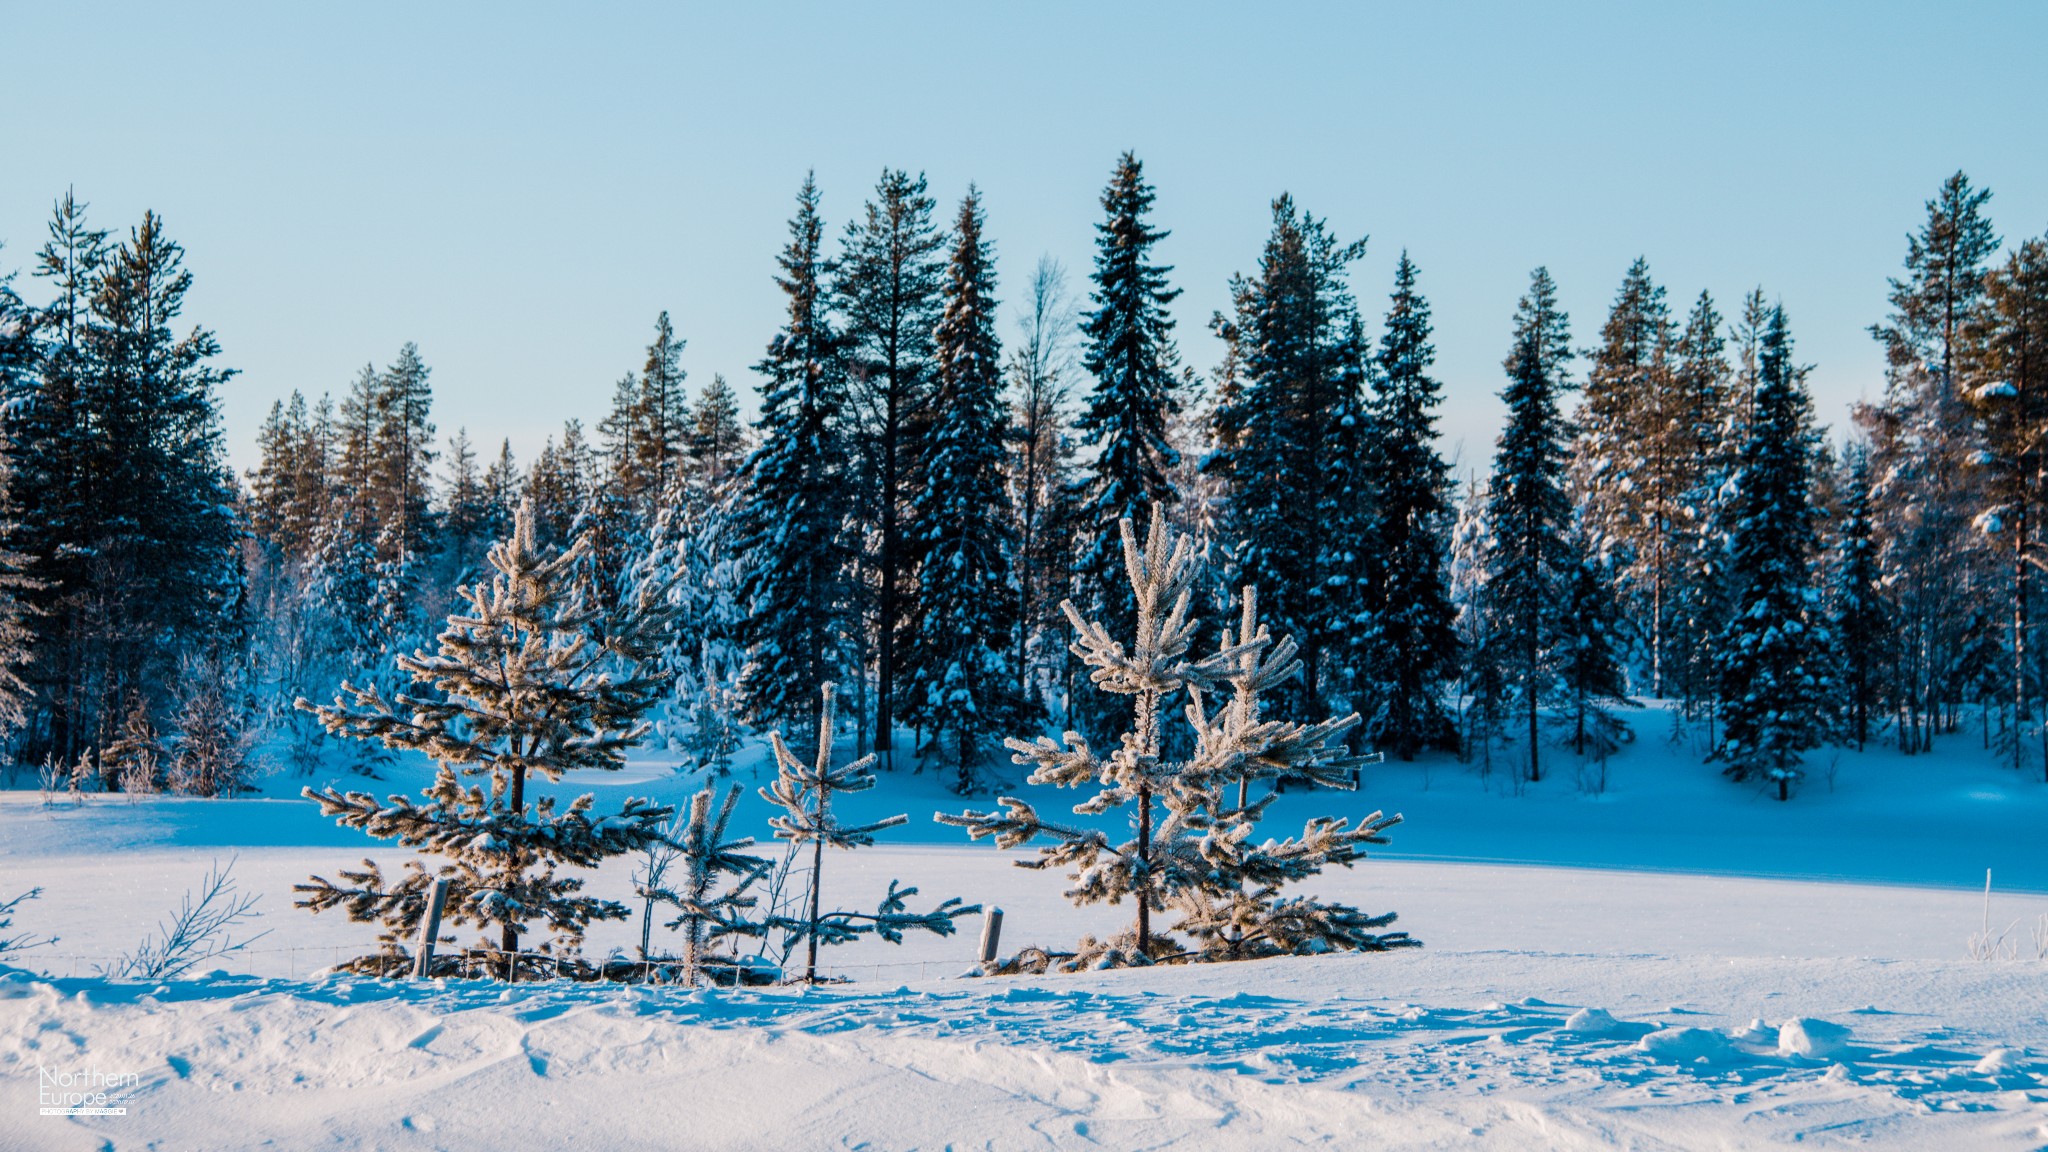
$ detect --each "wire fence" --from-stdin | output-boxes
[8,944,970,986]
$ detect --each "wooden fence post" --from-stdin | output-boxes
[978,907,1004,966]
[412,878,451,979]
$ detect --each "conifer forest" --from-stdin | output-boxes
[4,15,2048,1135]
[1,163,2041,802]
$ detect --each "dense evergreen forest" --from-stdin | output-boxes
[0,159,2042,800]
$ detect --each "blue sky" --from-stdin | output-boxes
[4,2,2045,478]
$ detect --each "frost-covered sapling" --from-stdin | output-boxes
[764,683,977,982]
[940,507,1415,970]
[296,501,676,981]
[637,781,771,984]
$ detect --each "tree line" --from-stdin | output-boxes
[0,163,2042,799]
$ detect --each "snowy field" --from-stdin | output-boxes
[4,703,2048,1149]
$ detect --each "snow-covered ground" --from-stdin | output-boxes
[3,703,2046,1149]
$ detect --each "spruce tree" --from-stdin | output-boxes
[735,174,852,759]
[1669,291,1735,705]
[9,193,107,760]
[247,391,331,562]
[438,429,492,566]
[1074,152,1182,732]
[909,189,1028,788]
[837,169,947,764]
[1483,268,1576,781]
[1830,443,1889,751]
[1716,306,1828,798]
[298,501,678,980]
[1206,196,1367,715]
[1367,254,1459,758]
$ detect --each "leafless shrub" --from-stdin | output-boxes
[105,857,269,980]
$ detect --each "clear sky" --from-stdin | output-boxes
[5,2,2045,479]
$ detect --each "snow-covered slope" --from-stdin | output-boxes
[2,702,2044,1148]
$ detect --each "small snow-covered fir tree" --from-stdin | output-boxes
[940,506,1413,970]
[762,682,976,982]
[296,500,677,980]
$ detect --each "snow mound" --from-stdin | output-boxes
[1563,1007,1621,1035]
[1974,1048,2022,1075]
[1777,1016,1852,1059]
[1637,1026,1736,1063]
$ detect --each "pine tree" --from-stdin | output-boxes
[939,508,1413,970]
[909,189,1029,788]
[1366,254,1459,758]
[524,420,595,549]
[1716,306,1828,798]
[837,169,947,765]
[1966,231,2048,777]
[1206,196,1368,716]
[1572,258,1677,694]
[0,242,41,407]
[373,343,436,562]
[297,501,679,980]
[482,439,521,540]
[1483,268,1576,781]
[248,391,331,562]
[735,174,852,759]
[601,312,691,516]
[13,205,239,761]
[762,683,974,982]
[1858,173,2000,751]
[438,428,492,568]
[1074,153,1183,686]
[687,373,746,490]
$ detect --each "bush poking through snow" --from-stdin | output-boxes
[0,887,55,959]
[106,858,267,980]
[939,506,1416,972]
